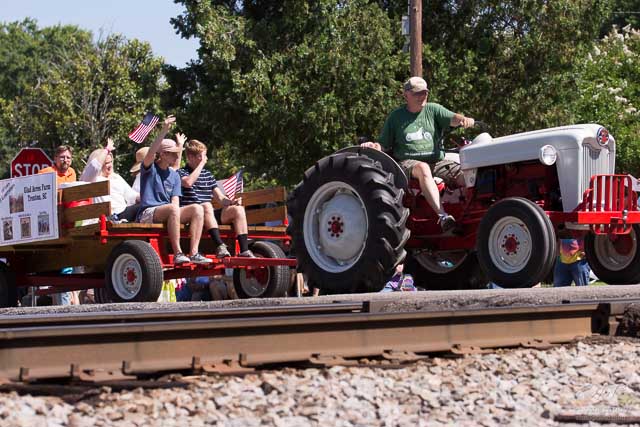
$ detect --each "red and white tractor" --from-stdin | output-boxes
[287,124,640,293]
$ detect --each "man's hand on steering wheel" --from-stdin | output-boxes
[360,141,382,151]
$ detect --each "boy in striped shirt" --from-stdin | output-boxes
[178,139,255,258]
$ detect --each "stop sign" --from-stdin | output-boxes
[11,148,54,178]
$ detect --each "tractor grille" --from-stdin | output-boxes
[581,144,614,199]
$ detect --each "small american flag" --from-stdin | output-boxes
[221,170,244,200]
[128,112,159,144]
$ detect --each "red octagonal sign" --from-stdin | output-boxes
[11,148,53,178]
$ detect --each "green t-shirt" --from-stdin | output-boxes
[379,102,455,162]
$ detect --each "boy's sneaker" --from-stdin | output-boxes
[190,253,213,264]
[107,214,128,224]
[238,250,257,258]
[438,214,456,232]
[174,253,190,264]
[215,243,231,258]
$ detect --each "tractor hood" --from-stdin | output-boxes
[459,124,610,170]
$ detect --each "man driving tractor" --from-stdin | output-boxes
[361,76,475,231]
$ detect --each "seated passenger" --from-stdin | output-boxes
[137,116,211,265]
[178,139,256,258]
[80,138,140,222]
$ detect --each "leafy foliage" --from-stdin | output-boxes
[2,2,639,184]
[0,19,165,178]
[168,0,616,186]
[571,26,640,174]
[170,0,406,185]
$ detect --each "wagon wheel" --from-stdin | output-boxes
[105,240,163,302]
[233,241,290,298]
[477,197,556,288]
[287,152,409,293]
[0,262,18,308]
[585,225,640,284]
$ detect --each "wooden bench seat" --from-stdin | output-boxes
[58,181,289,238]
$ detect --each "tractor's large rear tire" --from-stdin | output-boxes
[288,152,409,293]
[405,250,488,290]
[106,240,163,302]
[585,225,640,284]
[233,241,290,298]
[477,197,556,288]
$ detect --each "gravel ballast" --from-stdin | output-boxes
[3,287,640,426]
[1,338,640,426]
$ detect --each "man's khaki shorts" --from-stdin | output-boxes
[399,159,463,188]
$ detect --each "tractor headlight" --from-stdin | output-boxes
[539,145,557,166]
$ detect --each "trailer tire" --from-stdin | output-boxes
[0,263,17,308]
[585,225,640,284]
[106,240,163,302]
[288,152,409,293]
[477,197,556,288]
[233,241,290,298]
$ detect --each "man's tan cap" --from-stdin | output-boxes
[129,147,150,173]
[403,76,428,92]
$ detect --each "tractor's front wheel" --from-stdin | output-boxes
[477,198,556,288]
[585,225,640,284]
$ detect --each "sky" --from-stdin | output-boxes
[1,0,199,67]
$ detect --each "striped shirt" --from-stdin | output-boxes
[177,165,218,206]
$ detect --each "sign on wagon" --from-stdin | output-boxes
[0,173,58,246]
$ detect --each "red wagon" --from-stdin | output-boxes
[0,180,295,306]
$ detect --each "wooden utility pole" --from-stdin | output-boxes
[409,0,422,77]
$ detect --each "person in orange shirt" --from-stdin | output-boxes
[38,145,76,185]
[38,145,78,305]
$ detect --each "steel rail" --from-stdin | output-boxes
[0,300,633,383]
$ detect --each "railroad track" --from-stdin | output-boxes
[0,298,637,385]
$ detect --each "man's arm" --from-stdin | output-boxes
[450,113,475,128]
[143,115,176,168]
[180,152,207,188]
[212,186,239,206]
[172,133,186,170]
[171,195,180,209]
[80,138,114,181]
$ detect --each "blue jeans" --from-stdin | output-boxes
[553,259,590,287]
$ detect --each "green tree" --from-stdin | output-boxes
[571,26,640,174]
[168,0,617,186]
[0,20,165,178]
[170,0,406,186]
[601,0,640,34]
[412,1,613,135]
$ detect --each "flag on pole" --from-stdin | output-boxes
[128,112,159,143]
[221,169,244,200]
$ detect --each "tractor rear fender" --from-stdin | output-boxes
[335,146,408,190]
